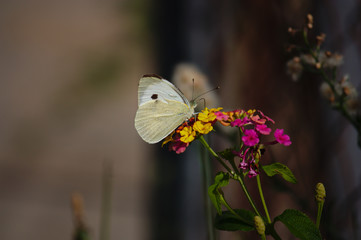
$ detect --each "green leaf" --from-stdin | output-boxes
[275,209,321,240]
[261,163,297,183]
[214,209,255,232]
[215,209,255,231]
[208,172,230,214]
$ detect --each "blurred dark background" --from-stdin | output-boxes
[0,0,360,239]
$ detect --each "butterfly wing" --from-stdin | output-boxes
[138,75,190,107]
[135,75,195,143]
[135,99,193,143]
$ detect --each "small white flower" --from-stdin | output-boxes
[286,57,303,82]
[300,54,316,66]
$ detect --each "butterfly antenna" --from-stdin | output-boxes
[192,78,195,100]
[194,86,220,102]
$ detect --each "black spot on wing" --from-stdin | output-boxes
[151,94,158,99]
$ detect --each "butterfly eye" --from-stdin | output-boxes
[151,94,158,100]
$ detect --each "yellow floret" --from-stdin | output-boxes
[180,126,196,143]
[247,109,256,115]
[198,108,217,122]
[193,121,213,134]
[162,132,174,147]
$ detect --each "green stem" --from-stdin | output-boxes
[256,175,271,224]
[268,224,282,240]
[236,175,262,217]
[198,136,262,218]
[198,135,232,172]
[319,68,361,148]
[199,137,215,240]
[302,29,361,148]
[316,201,324,228]
[302,28,310,48]
[318,65,361,147]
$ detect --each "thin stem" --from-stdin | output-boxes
[256,175,271,224]
[236,175,262,217]
[316,201,324,228]
[302,28,361,148]
[317,62,361,147]
[302,28,310,48]
[199,137,215,240]
[198,135,232,172]
[198,135,262,217]
[268,224,282,240]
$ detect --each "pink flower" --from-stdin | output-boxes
[274,129,292,146]
[250,114,266,125]
[233,150,249,169]
[248,165,259,178]
[242,129,259,146]
[255,124,271,135]
[231,117,250,127]
[170,141,189,154]
[239,159,248,169]
[167,135,189,154]
[258,110,275,124]
[214,111,229,121]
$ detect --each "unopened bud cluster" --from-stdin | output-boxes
[315,183,326,203]
[254,215,266,235]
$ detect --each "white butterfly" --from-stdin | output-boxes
[135,74,197,144]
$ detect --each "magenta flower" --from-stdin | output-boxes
[167,135,190,154]
[248,166,258,178]
[256,124,271,135]
[231,117,249,127]
[274,129,292,146]
[214,111,229,121]
[242,129,259,146]
[170,141,189,154]
[239,159,248,169]
[233,150,249,169]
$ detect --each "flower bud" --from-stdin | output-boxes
[315,183,326,203]
[325,51,332,58]
[254,216,266,235]
[306,14,314,29]
[288,27,298,36]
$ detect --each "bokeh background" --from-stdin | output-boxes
[0,0,360,240]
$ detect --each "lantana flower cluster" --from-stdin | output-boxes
[162,107,221,154]
[162,108,291,177]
